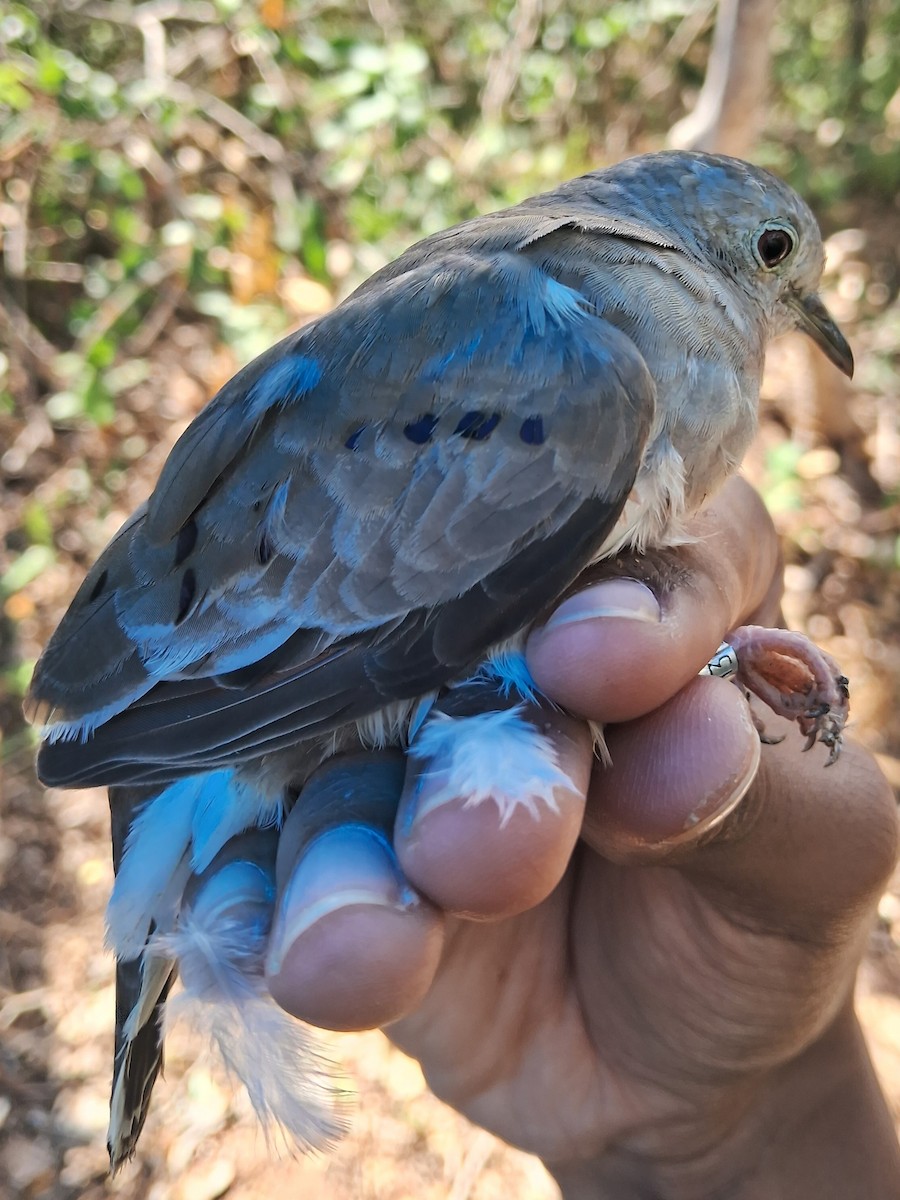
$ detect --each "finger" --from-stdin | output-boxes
[526,476,783,724]
[397,684,593,919]
[182,827,280,907]
[585,680,899,936]
[682,716,899,935]
[177,828,281,994]
[581,677,761,860]
[264,752,445,1032]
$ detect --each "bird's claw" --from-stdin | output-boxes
[702,628,849,765]
[798,704,845,765]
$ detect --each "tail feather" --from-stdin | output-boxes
[107,785,176,1171]
[159,854,350,1152]
[108,953,176,1172]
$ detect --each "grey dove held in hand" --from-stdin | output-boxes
[25,151,852,1167]
[26,151,851,780]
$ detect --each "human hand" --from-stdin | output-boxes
[261,476,900,1197]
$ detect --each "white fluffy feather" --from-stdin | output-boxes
[157,861,349,1153]
[409,706,577,826]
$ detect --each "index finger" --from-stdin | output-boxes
[526,476,782,724]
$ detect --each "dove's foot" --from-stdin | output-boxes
[704,626,849,766]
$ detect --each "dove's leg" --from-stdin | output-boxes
[702,627,849,765]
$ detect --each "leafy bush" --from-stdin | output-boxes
[2,0,898,428]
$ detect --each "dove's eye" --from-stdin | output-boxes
[756,226,795,268]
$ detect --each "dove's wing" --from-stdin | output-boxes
[30,228,654,787]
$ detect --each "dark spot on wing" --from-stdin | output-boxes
[520,416,545,445]
[88,569,109,603]
[345,426,365,451]
[256,531,273,565]
[174,519,198,567]
[176,569,196,625]
[455,412,501,441]
[404,414,439,444]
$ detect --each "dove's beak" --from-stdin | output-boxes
[791,293,854,378]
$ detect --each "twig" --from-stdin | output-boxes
[447,1130,497,1200]
[27,262,84,284]
[167,24,231,78]
[73,259,175,355]
[2,178,29,280]
[124,277,187,356]
[166,80,286,163]
[0,296,63,390]
[136,9,168,89]
[0,986,52,1029]
[642,0,718,99]
[480,0,543,124]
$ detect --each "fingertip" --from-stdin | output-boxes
[527,577,716,725]
[266,751,444,1031]
[583,677,761,861]
[267,905,444,1032]
[526,479,784,726]
[397,709,592,919]
[267,823,444,1030]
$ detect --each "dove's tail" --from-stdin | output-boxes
[105,779,348,1168]
[108,953,176,1171]
[106,785,175,1171]
[156,853,351,1154]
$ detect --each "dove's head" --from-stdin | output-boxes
[677,153,853,377]
[574,151,854,377]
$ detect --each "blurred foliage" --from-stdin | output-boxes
[1,0,899,428]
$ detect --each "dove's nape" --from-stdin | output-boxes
[23,151,851,1166]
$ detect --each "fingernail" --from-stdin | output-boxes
[266,825,416,974]
[673,721,761,845]
[399,760,465,839]
[542,580,661,631]
[592,681,762,861]
[646,695,762,851]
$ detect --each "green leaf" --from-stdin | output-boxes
[22,502,53,547]
[82,373,116,425]
[0,62,33,111]
[3,660,37,701]
[34,48,67,95]
[1,545,55,595]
